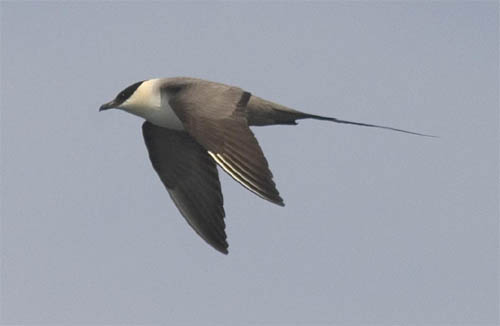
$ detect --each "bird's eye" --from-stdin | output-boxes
[114,80,144,104]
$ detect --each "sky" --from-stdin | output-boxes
[1,2,498,325]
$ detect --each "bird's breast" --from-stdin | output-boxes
[144,101,185,130]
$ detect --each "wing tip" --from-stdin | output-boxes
[268,196,285,207]
[214,244,229,255]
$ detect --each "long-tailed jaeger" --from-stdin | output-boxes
[100,77,431,254]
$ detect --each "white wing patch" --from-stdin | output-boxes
[208,151,270,202]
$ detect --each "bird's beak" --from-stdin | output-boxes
[99,100,117,112]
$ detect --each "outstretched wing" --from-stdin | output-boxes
[142,122,228,254]
[162,80,284,206]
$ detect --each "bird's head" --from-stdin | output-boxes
[99,80,146,112]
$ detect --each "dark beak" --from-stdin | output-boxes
[99,100,117,112]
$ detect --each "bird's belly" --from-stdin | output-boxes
[127,103,185,130]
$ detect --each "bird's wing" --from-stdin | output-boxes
[162,80,284,206]
[142,122,228,254]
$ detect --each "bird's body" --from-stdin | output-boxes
[100,77,430,254]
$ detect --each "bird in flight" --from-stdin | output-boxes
[100,77,431,254]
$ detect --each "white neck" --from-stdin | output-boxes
[120,79,184,130]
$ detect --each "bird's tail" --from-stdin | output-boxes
[301,113,436,137]
[246,96,435,137]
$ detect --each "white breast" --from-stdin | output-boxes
[120,79,184,130]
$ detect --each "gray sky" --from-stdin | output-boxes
[1,2,498,325]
